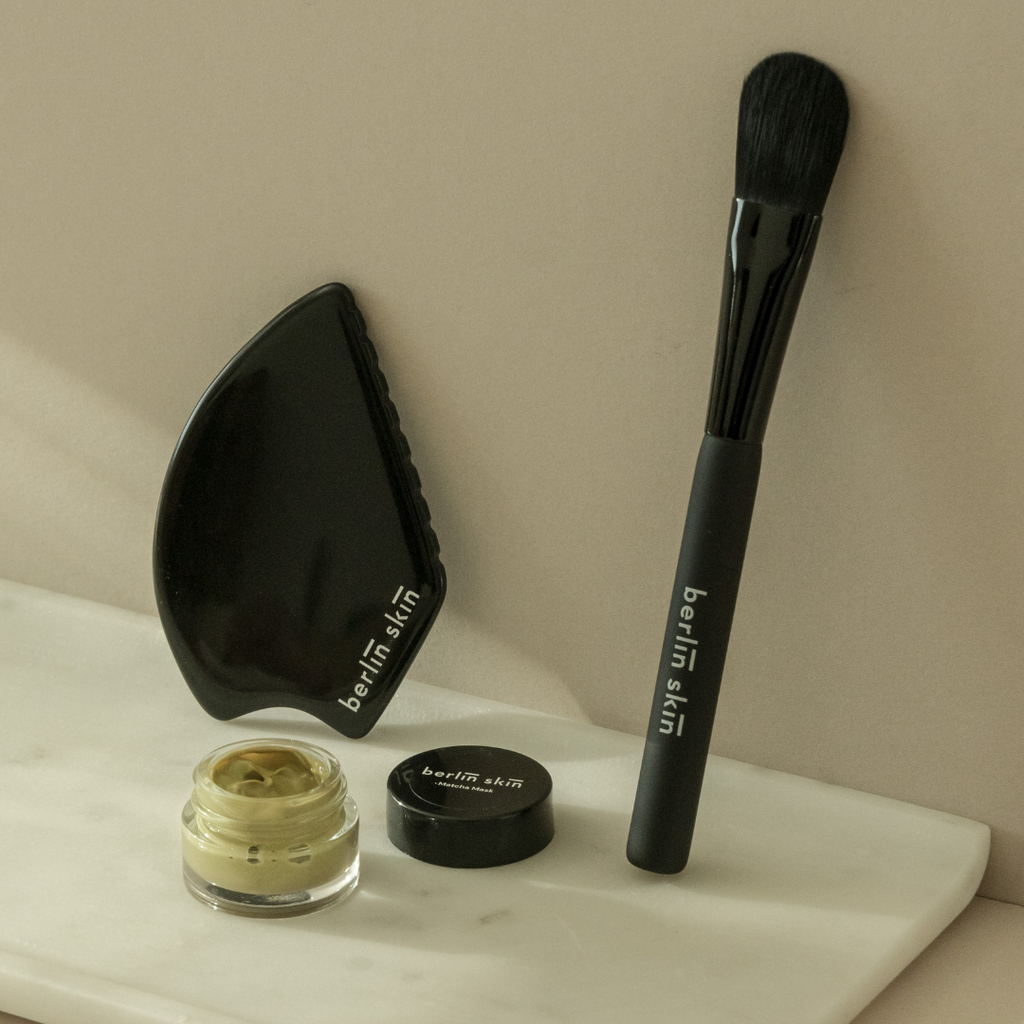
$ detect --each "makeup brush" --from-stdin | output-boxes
[627,53,849,874]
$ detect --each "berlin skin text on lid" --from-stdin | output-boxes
[387,746,554,868]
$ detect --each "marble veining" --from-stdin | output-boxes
[0,578,989,1024]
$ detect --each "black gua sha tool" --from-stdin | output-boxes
[154,283,445,738]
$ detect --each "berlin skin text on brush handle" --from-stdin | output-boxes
[627,200,821,874]
[627,434,760,874]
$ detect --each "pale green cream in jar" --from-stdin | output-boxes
[182,739,359,916]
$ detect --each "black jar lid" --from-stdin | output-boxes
[386,745,554,868]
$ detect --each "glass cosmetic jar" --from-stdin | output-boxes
[181,738,359,917]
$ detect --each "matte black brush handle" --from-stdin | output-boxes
[627,433,761,873]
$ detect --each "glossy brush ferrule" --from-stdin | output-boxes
[705,199,821,444]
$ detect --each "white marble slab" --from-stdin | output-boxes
[0,579,988,1024]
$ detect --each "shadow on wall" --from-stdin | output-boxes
[411,603,590,722]
[0,329,176,614]
[0,327,587,725]
[713,83,1024,904]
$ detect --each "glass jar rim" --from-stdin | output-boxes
[191,738,347,822]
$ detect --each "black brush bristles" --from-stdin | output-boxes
[735,52,849,215]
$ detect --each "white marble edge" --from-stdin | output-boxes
[0,577,993,1024]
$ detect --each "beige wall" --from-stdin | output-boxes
[1,2,1021,903]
